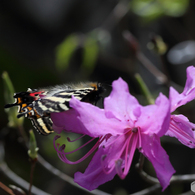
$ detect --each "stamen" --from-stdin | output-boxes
[54,135,61,141]
[138,127,142,149]
[115,159,123,177]
[54,137,96,155]
[60,144,65,151]
[123,134,138,177]
[170,120,195,147]
[67,134,85,142]
[102,133,131,177]
[53,135,105,164]
[101,155,116,174]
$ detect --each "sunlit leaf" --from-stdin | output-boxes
[162,0,189,17]
[131,0,189,22]
[55,34,78,71]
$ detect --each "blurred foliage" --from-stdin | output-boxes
[28,130,39,160]
[131,0,190,22]
[147,35,167,55]
[55,33,99,77]
[135,73,155,104]
[81,35,99,76]
[2,71,24,128]
[55,34,79,72]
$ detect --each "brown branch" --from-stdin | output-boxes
[28,159,37,195]
[0,181,15,195]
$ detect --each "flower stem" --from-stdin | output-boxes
[134,73,155,105]
[0,181,15,195]
[136,153,145,171]
[28,159,37,195]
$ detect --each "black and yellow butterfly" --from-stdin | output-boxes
[5,82,104,135]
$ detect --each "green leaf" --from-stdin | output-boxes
[81,36,99,76]
[55,34,79,71]
[161,0,189,17]
[2,71,24,127]
[131,0,189,22]
[28,130,39,160]
[131,0,163,22]
[135,73,155,105]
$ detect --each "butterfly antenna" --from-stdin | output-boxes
[17,111,30,118]
[4,103,18,108]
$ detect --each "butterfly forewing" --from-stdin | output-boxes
[33,87,96,116]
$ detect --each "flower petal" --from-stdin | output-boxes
[74,146,116,191]
[74,133,133,190]
[166,114,195,148]
[51,97,125,137]
[104,78,140,124]
[141,134,175,191]
[136,93,170,137]
[170,66,195,112]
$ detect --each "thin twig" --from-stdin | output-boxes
[28,159,37,195]
[123,30,168,85]
[0,142,50,195]
[131,183,161,195]
[136,167,159,184]
[135,153,145,171]
[0,138,110,195]
[0,181,15,195]
[37,154,111,195]
[179,191,195,195]
[171,174,195,183]
[136,51,168,85]
[0,162,51,195]
[135,153,159,184]
[101,0,130,31]
[137,163,195,185]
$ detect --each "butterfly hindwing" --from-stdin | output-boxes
[30,115,53,135]
[32,86,99,116]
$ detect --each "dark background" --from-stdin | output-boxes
[1,0,195,194]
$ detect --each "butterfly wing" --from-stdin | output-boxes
[32,87,95,116]
[4,83,104,135]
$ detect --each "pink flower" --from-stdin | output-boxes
[51,78,175,191]
[166,66,195,148]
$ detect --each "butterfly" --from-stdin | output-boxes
[5,82,104,135]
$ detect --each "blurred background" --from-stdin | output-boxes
[1,0,195,194]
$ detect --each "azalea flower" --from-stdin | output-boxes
[51,78,175,191]
[166,66,195,148]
